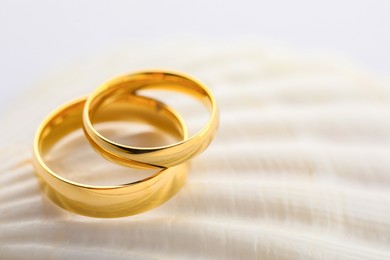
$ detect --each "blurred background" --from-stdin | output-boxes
[0,0,389,114]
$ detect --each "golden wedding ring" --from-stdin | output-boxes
[83,70,219,168]
[33,95,188,218]
[32,69,218,218]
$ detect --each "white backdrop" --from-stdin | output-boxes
[0,0,389,114]
[1,1,390,259]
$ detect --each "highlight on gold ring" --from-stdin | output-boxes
[32,95,188,218]
[83,70,219,168]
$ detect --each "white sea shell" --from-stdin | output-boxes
[0,41,390,259]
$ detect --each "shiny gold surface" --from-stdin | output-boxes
[33,95,188,218]
[83,70,219,168]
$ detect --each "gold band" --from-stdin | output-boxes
[83,70,219,168]
[32,95,188,218]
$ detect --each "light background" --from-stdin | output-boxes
[1,2,390,258]
[0,0,389,112]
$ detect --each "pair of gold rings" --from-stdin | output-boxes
[32,70,219,218]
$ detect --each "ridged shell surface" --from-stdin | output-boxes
[0,41,390,259]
